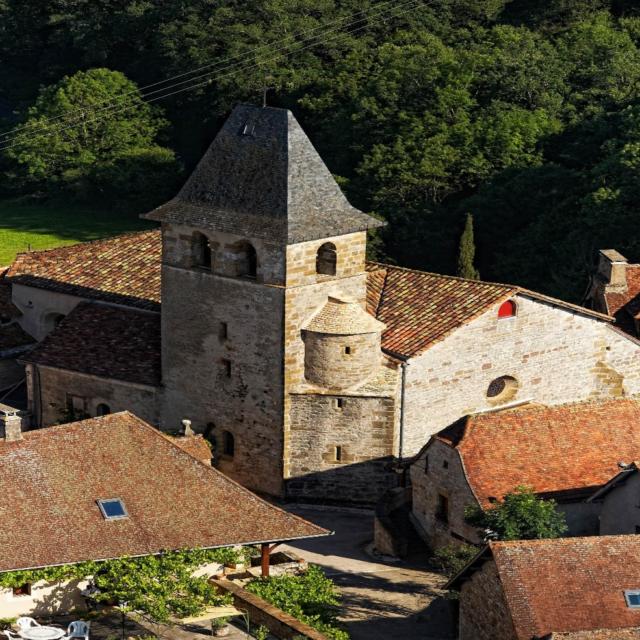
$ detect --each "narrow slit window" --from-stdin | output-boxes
[335,446,343,462]
[443,460,449,469]
[336,398,345,409]
[222,359,231,378]
[344,346,352,355]
[222,430,235,458]
[219,322,228,341]
[424,456,429,474]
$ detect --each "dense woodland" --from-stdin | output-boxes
[2,0,640,301]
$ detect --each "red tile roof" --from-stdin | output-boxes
[5,231,161,311]
[4,232,611,361]
[366,263,610,358]
[21,302,161,386]
[0,412,328,573]
[435,399,640,508]
[488,536,640,639]
[549,629,640,639]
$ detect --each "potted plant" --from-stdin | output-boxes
[211,616,230,637]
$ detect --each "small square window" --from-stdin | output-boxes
[625,590,640,608]
[336,398,345,409]
[97,498,128,520]
[222,359,231,378]
[13,584,31,597]
[443,460,449,469]
[344,346,353,355]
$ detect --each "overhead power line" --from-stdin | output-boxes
[0,0,429,152]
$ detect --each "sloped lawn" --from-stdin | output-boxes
[0,197,153,265]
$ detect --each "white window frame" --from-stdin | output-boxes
[97,498,128,520]
[624,590,640,608]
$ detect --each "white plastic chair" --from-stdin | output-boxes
[66,621,90,640]
[15,618,40,632]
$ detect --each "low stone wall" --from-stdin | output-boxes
[373,486,412,557]
[211,578,329,640]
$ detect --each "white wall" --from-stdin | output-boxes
[0,578,89,619]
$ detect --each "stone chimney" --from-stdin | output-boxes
[597,249,629,291]
[181,418,194,437]
[0,403,26,441]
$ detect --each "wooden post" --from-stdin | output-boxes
[261,543,270,578]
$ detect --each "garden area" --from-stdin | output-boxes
[0,546,348,640]
[0,198,152,266]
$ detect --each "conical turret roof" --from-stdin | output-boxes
[144,104,383,244]
[304,297,385,335]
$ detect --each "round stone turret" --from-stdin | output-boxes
[302,297,385,390]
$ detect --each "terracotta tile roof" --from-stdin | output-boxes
[549,629,640,639]
[170,434,212,464]
[603,265,640,336]
[489,536,640,639]
[5,231,161,311]
[365,263,610,358]
[0,412,328,573]
[435,398,640,507]
[22,302,161,386]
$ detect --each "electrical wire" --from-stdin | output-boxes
[0,0,429,152]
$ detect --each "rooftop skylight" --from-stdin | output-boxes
[97,498,128,520]
[625,590,640,608]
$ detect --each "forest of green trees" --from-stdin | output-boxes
[2,0,640,301]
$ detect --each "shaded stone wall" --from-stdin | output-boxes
[403,295,640,454]
[31,365,160,426]
[410,440,480,549]
[160,223,286,496]
[459,560,517,640]
[286,392,397,504]
[599,472,640,535]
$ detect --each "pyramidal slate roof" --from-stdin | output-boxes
[144,104,383,244]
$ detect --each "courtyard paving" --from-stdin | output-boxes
[282,506,456,640]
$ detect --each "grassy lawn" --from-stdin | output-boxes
[0,197,154,265]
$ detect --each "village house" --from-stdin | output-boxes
[586,249,640,337]
[447,536,640,640]
[0,410,327,618]
[406,398,640,549]
[3,104,640,504]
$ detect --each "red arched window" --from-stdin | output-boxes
[498,300,517,319]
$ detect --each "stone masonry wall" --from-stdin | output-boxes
[32,365,160,426]
[459,560,517,640]
[284,232,395,502]
[302,331,381,390]
[403,294,640,454]
[287,393,397,504]
[410,440,480,549]
[159,223,286,496]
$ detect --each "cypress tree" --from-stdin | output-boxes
[457,213,480,280]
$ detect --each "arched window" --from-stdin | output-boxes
[486,375,519,405]
[96,403,111,416]
[222,430,235,458]
[231,241,257,279]
[192,232,212,270]
[316,242,337,276]
[498,300,517,319]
